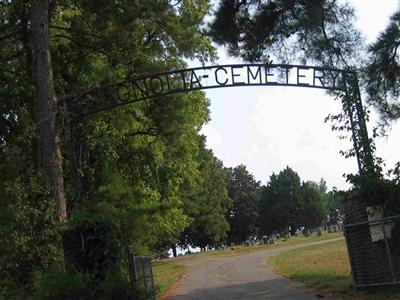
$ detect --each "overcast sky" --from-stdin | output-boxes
[198,0,400,190]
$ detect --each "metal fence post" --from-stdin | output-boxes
[127,249,156,299]
[382,222,396,282]
[128,246,137,287]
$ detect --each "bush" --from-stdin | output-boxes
[34,269,92,299]
[0,188,63,298]
[97,270,149,300]
[34,268,148,300]
[0,290,6,300]
[37,211,151,299]
[61,211,121,279]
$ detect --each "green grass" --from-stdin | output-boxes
[269,240,400,300]
[176,231,343,258]
[152,261,186,297]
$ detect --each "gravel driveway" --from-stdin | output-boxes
[165,238,344,300]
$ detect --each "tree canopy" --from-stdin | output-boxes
[225,165,261,243]
[0,0,221,296]
[258,167,331,234]
[209,0,400,127]
[179,140,232,249]
[258,166,301,233]
[365,9,400,123]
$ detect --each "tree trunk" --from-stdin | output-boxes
[31,0,67,221]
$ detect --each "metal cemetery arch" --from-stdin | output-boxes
[72,63,377,177]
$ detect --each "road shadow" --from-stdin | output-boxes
[169,278,328,300]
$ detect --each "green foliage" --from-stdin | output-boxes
[180,140,232,248]
[259,166,301,233]
[61,211,122,278]
[360,180,400,217]
[34,269,92,300]
[226,165,261,243]
[296,180,328,229]
[34,268,145,300]
[0,166,62,296]
[35,212,149,299]
[96,270,147,300]
[0,0,216,297]
[259,167,330,233]
[365,9,400,125]
[209,0,362,67]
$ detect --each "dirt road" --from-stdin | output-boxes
[166,238,344,300]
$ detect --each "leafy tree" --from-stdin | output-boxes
[259,168,330,233]
[364,8,400,125]
[258,166,301,234]
[296,180,327,229]
[0,0,216,296]
[180,140,232,250]
[209,0,362,68]
[226,165,261,243]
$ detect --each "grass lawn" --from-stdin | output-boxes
[176,231,344,258]
[269,240,400,300]
[152,260,186,298]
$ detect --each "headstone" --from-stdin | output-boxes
[317,227,323,236]
[262,236,268,244]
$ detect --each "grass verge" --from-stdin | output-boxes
[181,231,344,258]
[153,261,186,298]
[269,239,400,300]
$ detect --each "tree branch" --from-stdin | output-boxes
[0,30,21,42]
[320,11,350,68]
[0,50,26,63]
[128,127,159,137]
[51,34,136,66]
[50,25,110,41]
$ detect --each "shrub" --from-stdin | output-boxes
[34,268,148,300]
[34,269,92,300]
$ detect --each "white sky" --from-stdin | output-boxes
[197,0,400,190]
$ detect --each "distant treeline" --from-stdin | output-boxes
[175,163,344,255]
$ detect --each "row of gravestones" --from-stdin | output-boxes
[304,224,342,237]
[212,224,343,251]
[245,224,343,246]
